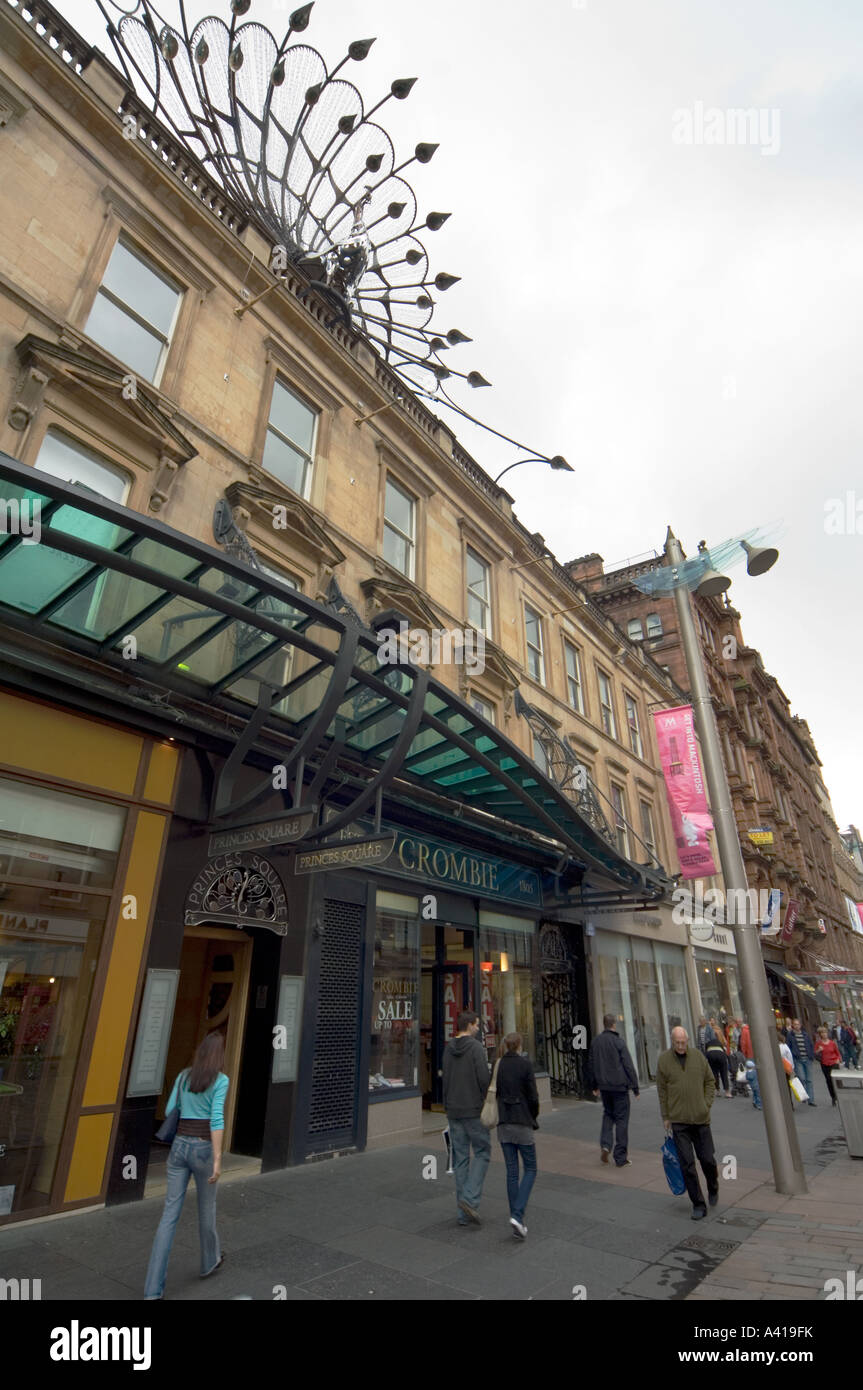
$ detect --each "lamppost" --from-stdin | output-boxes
[494,455,573,485]
[664,528,807,1196]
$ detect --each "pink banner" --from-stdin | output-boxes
[652,705,717,879]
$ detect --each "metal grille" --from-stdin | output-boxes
[307,899,364,1139]
[541,972,585,1097]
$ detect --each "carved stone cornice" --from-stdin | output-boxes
[10,335,196,511]
[360,571,444,631]
[225,478,346,572]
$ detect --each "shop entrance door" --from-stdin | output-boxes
[421,923,475,1110]
[157,928,252,1149]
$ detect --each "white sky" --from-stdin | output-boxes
[63,0,863,829]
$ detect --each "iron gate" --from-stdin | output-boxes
[542,970,586,1097]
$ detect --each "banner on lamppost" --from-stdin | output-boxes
[652,704,717,880]
[779,897,801,944]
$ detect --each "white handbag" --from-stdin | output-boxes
[480,1060,499,1128]
[789,1075,808,1103]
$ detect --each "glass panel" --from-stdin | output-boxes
[262,430,306,495]
[268,379,316,453]
[124,568,259,665]
[632,938,663,1079]
[479,926,537,1062]
[0,779,126,1218]
[370,913,419,1092]
[382,526,409,575]
[36,431,129,502]
[84,294,164,381]
[0,507,131,618]
[98,239,180,334]
[385,478,413,537]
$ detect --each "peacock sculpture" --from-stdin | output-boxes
[94,0,567,471]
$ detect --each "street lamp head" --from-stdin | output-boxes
[741,539,778,577]
[549,455,573,472]
[696,566,732,598]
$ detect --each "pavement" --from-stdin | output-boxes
[1,1072,861,1302]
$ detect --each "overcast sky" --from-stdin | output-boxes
[66,0,863,829]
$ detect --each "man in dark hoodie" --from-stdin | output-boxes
[442,1010,491,1225]
[583,1014,640,1167]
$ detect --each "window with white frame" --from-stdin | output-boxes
[627,618,644,642]
[610,782,629,856]
[84,237,182,384]
[597,668,617,739]
[645,612,663,639]
[640,800,656,859]
[466,547,491,636]
[262,377,318,498]
[36,428,130,503]
[532,735,549,774]
[383,476,416,578]
[470,694,495,725]
[524,605,544,684]
[563,639,585,715]
[624,692,643,757]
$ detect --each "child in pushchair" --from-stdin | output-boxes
[730,1049,750,1098]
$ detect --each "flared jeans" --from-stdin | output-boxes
[144,1136,220,1298]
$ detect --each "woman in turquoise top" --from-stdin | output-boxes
[144,1031,229,1300]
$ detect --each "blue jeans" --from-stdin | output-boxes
[144,1137,220,1298]
[500,1141,537,1223]
[746,1062,761,1108]
[599,1090,630,1165]
[793,1057,814,1101]
[448,1116,491,1213]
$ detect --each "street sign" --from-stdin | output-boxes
[208,808,317,856]
[293,833,397,874]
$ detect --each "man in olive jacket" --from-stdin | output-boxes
[656,1026,718,1219]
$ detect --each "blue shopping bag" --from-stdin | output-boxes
[662,1134,686,1196]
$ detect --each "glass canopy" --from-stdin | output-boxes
[0,452,671,896]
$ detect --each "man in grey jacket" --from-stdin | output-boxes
[442,1011,491,1225]
[583,1014,640,1167]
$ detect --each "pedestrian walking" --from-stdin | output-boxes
[144,1031,228,1300]
[495,1032,539,1239]
[696,1016,709,1054]
[778,1033,797,1109]
[815,1026,841,1106]
[442,1010,491,1226]
[584,1013,640,1167]
[656,1026,719,1220]
[832,1019,858,1071]
[739,1021,753,1060]
[705,1016,732,1098]
[729,1018,742,1051]
[745,1058,762,1109]
[785,1018,817,1106]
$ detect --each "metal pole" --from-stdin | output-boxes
[665,531,807,1195]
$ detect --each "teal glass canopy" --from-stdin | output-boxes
[0,452,671,897]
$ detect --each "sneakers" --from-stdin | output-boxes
[458,1198,481,1225]
[601,1148,610,1164]
[615,1158,632,1167]
[691,1205,707,1220]
[510,1217,528,1239]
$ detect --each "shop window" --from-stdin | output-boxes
[478,913,538,1062]
[0,777,127,1220]
[262,377,318,499]
[466,547,491,636]
[84,236,182,385]
[370,899,420,1093]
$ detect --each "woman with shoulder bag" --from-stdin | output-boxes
[144,1031,229,1300]
[495,1032,539,1239]
[705,1016,732,1098]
